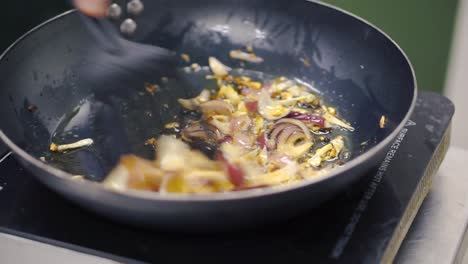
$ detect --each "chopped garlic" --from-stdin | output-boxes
[217,85,241,106]
[191,63,201,72]
[229,50,264,63]
[49,138,93,152]
[164,122,180,129]
[308,136,344,167]
[181,53,191,63]
[379,115,386,128]
[178,89,211,110]
[330,136,344,154]
[323,113,354,131]
[209,57,231,76]
[308,144,333,167]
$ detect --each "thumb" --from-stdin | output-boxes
[74,0,110,18]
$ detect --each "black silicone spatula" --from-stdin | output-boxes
[73,0,178,87]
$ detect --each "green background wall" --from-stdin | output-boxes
[321,0,459,92]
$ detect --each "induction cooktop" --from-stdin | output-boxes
[0,92,454,263]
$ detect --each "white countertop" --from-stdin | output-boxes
[1,146,468,264]
[396,146,468,263]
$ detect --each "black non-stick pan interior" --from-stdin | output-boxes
[0,0,414,183]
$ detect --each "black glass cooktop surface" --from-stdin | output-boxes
[0,92,454,263]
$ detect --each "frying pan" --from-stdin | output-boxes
[0,0,416,231]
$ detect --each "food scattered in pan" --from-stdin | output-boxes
[45,55,354,194]
[101,56,354,194]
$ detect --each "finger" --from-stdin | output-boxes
[74,0,110,18]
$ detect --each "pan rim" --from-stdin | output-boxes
[0,1,417,202]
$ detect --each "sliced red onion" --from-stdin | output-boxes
[182,122,223,143]
[269,118,313,158]
[182,129,211,141]
[245,100,258,113]
[274,118,312,140]
[257,132,267,149]
[182,123,209,140]
[213,127,224,141]
[217,152,245,187]
[258,90,292,120]
[230,116,254,148]
[240,88,257,96]
[219,135,233,144]
[263,82,273,94]
[269,123,292,143]
[226,162,245,187]
[200,100,233,116]
[276,127,303,148]
[268,152,293,168]
[287,112,326,128]
[234,133,254,148]
[230,116,252,133]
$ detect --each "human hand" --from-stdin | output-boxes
[73,0,110,18]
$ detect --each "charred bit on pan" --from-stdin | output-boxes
[27,104,38,113]
[144,82,160,96]
[145,137,157,147]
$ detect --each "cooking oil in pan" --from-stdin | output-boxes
[43,68,353,181]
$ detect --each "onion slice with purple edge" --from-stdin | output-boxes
[230,116,255,148]
[182,122,223,142]
[270,118,313,159]
[258,90,293,120]
[200,100,234,117]
[287,112,326,128]
[177,89,211,111]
